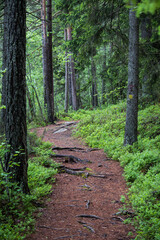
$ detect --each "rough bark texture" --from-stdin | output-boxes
[5,0,29,193]
[41,0,47,106]
[41,0,54,123]
[64,29,69,112]
[124,8,139,145]
[102,45,107,105]
[91,56,98,108]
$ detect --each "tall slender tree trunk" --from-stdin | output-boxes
[5,0,29,193]
[67,26,78,111]
[41,0,47,106]
[102,45,107,105]
[91,56,98,108]
[64,29,69,112]
[41,0,54,122]
[124,7,139,145]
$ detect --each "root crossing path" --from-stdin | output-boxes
[28,121,136,240]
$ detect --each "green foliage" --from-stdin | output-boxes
[124,0,160,15]
[69,102,160,239]
[0,133,58,239]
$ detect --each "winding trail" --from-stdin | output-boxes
[27,121,135,240]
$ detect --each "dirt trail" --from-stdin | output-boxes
[27,121,135,240]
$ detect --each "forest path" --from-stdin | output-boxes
[27,121,135,240]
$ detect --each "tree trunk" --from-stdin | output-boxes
[91,56,98,108]
[41,0,54,122]
[124,7,139,145]
[41,0,47,106]
[101,45,107,105]
[5,0,29,193]
[67,26,78,111]
[64,28,69,112]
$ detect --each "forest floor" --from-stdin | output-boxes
[27,121,136,240]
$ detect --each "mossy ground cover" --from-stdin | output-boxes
[0,132,59,240]
[61,102,160,240]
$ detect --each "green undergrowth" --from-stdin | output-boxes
[0,132,59,240]
[64,101,160,240]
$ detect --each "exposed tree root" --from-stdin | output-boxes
[50,154,91,163]
[58,165,108,178]
[77,214,103,220]
[52,146,100,152]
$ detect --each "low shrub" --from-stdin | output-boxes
[0,132,58,239]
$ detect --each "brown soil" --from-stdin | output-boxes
[26,121,136,240]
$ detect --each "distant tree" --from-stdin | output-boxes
[124,6,139,145]
[101,45,107,105]
[91,55,98,108]
[5,0,30,193]
[67,26,78,111]
[41,0,55,123]
[64,28,69,112]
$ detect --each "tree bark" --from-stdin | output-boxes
[101,45,107,105]
[5,0,30,193]
[124,7,139,145]
[41,0,54,122]
[41,0,47,106]
[91,56,98,108]
[64,28,69,112]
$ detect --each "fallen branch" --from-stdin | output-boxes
[50,154,91,163]
[77,214,103,220]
